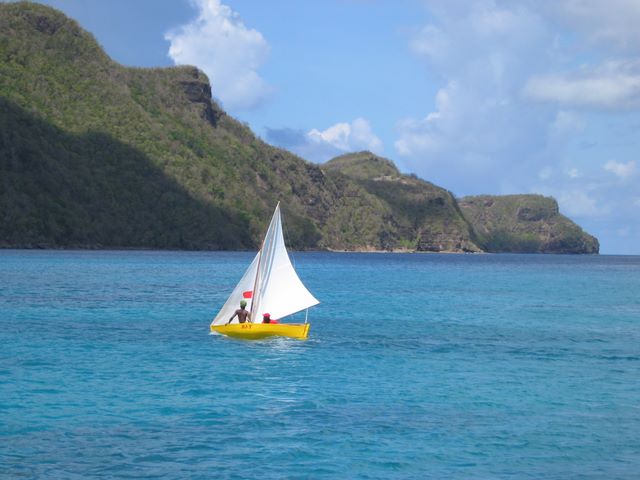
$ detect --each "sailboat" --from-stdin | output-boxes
[210,203,319,340]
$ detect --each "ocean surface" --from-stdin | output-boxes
[1,250,639,479]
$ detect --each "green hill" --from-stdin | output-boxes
[0,2,365,249]
[0,3,598,253]
[324,152,480,252]
[459,195,599,253]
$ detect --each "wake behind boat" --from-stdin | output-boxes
[210,203,319,340]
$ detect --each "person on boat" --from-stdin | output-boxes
[262,313,278,324]
[228,300,251,324]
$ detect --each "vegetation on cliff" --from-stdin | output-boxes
[324,153,480,252]
[0,3,598,253]
[0,2,357,249]
[459,195,599,253]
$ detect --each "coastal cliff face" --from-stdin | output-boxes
[323,153,480,252]
[459,195,599,254]
[0,3,598,253]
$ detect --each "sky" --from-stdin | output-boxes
[23,0,640,254]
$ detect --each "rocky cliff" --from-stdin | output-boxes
[459,195,599,253]
[0,3,598,253]
[323,152,480,252]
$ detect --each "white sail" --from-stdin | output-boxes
[250,203,319,321]
[211,203,319,327]
[210,252,260,326]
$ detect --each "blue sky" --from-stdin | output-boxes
[27,0,640,254]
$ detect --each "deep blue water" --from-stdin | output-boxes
[1,250,639,479]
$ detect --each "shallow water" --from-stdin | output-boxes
[1,251,639,478]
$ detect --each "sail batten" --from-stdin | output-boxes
[210,204,319,328]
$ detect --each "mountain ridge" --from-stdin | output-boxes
[0,2,598,253]
[324,152,481,252]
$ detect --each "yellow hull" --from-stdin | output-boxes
[210,322,310,340]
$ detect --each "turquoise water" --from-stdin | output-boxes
[1,250,639,479]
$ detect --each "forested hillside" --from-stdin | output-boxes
[459,195,599,254]
[324,152,480,252]
[0,2,375,249]
[0,3,598,253]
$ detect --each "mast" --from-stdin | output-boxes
[249,237,265,324]
[249,202,280,323]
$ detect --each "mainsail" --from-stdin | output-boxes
[210,203,319,326]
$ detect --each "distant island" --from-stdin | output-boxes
[0,3,598,253]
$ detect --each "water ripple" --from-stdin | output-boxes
[1,251,639,478]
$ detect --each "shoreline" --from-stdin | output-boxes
[0,246,605,255]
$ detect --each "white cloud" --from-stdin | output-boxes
[308,118,383,155]
[524,61,640,110]
[604,160,636,179]
[551,0,640,53]
[266,118,383,163]
[550,110,584,137]
[470,4,533,38]
[556,189,608,217]
[394,76,531,165]
[396,1,640,251]
[165,0,272,110]
[410,25,448,61]
[394,83,453,157]
[395,3,554,192]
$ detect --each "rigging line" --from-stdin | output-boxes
[249,237,264,323]
[249,204,274,322]
[281,203,297,269]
